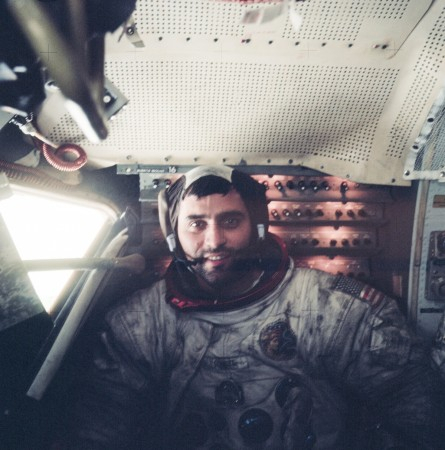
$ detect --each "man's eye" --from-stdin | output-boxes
[189,220,206,231]
[222,217,240,228]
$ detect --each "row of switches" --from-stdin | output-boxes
[271,208,368,219]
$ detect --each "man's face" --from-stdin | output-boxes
[176,189,253,289]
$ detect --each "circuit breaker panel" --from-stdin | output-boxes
[411,181,445,341]
[426,231,445,302]
[120,165,416,306]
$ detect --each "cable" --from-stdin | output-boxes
[10,115,88,172]
[40,142,88,172]
[0,159,76,192]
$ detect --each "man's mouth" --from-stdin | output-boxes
[202,253,231,267]
[206,254,227,261]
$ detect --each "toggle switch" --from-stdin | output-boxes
[271,209,280,219]
[319,181,330,191]
[297,180,306,191]
[310,181,319,192]
[274,181,284,192]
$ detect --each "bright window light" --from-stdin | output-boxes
[0,186,117,312]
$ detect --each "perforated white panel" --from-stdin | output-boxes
[403,8,445,180]
[37,0,445,186]
[283,0,412,41]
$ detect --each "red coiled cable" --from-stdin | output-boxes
[40,142,88,172]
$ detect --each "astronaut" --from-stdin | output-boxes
[69,166,441,449]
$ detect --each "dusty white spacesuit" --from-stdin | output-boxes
[69,166,442,450]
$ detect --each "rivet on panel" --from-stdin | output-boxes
[164,156,170,162]
[268,40,273,45]
[391,178,396,183]
[126,155,132,160]
[440,171,445,178]
[267,159,272,163]
[288,159,293,164]
[427,117,434,123]
[404,170,410,176]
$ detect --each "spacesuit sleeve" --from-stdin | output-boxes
[332,294,443,449]
[67,291,162,449]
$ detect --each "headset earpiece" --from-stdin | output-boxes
[257,224,265,241]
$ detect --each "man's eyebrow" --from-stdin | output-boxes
[184,210,246,220]
[184,213,207,220]
[217,210,246,219]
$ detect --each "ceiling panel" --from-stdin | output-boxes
[36,0,445,185]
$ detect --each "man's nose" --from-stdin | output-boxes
[205,224,226,249]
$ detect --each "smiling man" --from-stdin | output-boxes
[157,166,288,312]
[169,168,267,299]
[177,188,254,291]
[69,166,442,450]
